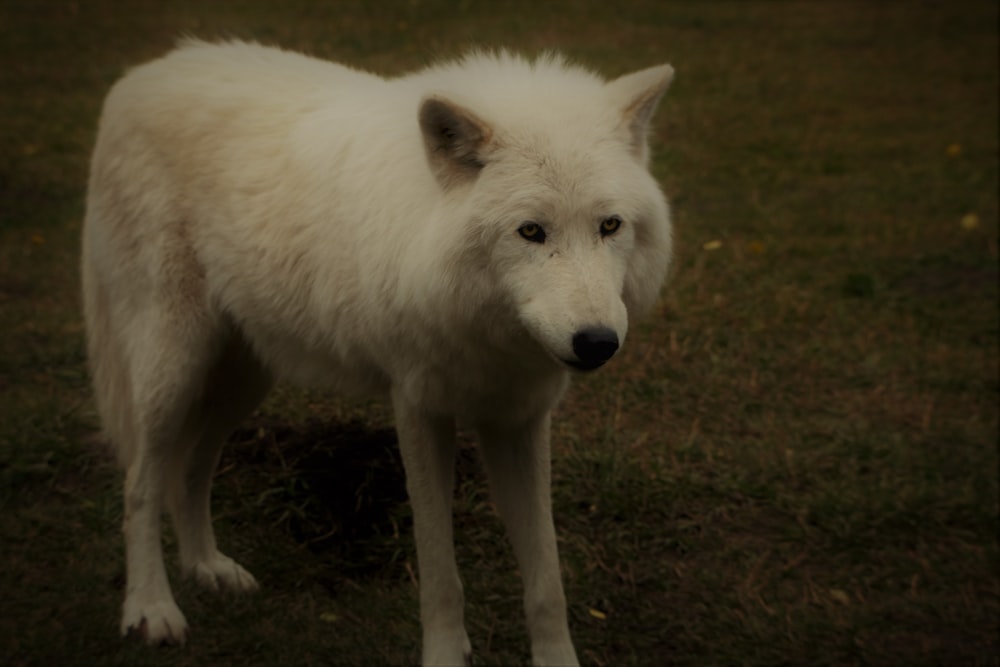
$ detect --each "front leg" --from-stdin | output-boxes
[393,393,471,666]
[477,412,579,667]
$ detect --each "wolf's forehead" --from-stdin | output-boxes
[521,141,629,195]
[482,121,641,217]
[508,151,654,226]
[499,166,623,223]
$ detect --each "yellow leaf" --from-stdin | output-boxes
[946,143,962,157]
[319,612,340,623]
[960,213,979,230]
[829,589,850,605]
[703,239,722,251]
[748,240,765,255]
[588,608,607,620]
[31,234,45,245]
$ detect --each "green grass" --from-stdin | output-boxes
[1,1,997,665]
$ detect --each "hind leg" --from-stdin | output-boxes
[119,315,220,645]
[166,333,271,593]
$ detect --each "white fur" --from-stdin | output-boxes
[82,40,673,666]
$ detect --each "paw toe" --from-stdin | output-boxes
[192,554,258,593]
[121,600,189,646]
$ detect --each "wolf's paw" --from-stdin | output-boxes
[121,597,189,646]
[531,641,579,667]
[423,630,472,666]
[190,552,259,593]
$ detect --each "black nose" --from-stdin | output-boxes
[569,326,620,371]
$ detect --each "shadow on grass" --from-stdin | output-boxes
[221,417,483,581]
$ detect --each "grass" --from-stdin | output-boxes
[1,1,997,665]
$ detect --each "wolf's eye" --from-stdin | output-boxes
[518,222,546,243]
[600,215,623,237]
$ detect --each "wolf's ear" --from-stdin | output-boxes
[419,95,493,188]
[607,64,674,163]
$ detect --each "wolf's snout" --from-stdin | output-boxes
[568,326,620,371]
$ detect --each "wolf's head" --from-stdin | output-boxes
[419,55,674,372]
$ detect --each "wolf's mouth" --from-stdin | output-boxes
[564,358,609,372]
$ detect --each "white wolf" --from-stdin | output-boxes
[82,40,673,666]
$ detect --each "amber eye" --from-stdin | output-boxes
[518,222,546,243]
[600,215,623,237]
